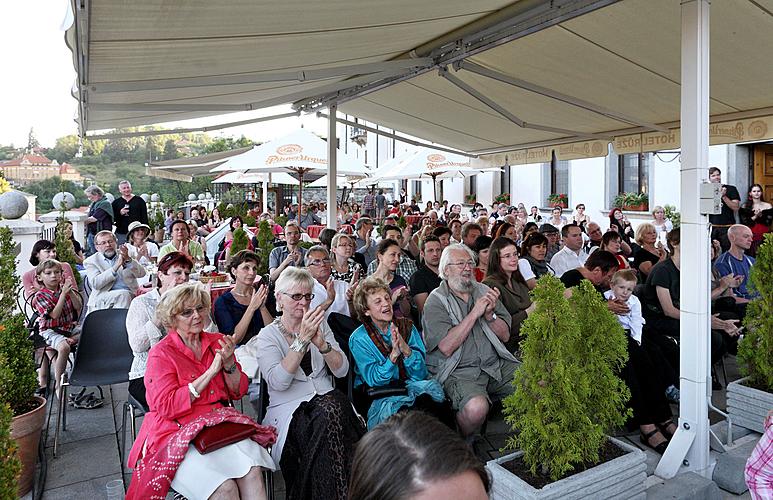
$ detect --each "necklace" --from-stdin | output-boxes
[274,318,299,340]
[232,288,252,298]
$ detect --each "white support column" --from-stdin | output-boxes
[327,105,338,229]
[262,174,269,214]
[655,0,712,479]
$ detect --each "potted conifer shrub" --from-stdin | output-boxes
[486,276,647,499]
[0,227,45,496]
[0,401,22,498]
[728,233,773,434]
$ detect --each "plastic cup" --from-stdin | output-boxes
[105,479,123,499]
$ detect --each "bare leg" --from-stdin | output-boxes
[53,342,71,398]
[235,467,267,500]
[208,479,239,500]
[456,396,490,436]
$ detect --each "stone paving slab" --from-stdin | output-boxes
[44,434,121,490]
[42,473,123,500]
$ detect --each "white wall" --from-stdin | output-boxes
[510,163,542,209]
[569,157,607,224]
[477,173,496,207]
[650,152,681,210]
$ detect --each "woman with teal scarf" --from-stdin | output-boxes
[84,185,114,255]
[350,277,449,429]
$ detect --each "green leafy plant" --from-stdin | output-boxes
[230,228,249,258]
[663,205,681,229]
[612,193,627,209]
[465,194,476,204]
[0,228,38,416]
[739,233,773,391]
[494,192,511,205]
[396,215,407,230]
[0,401,21,498]
[54,219,82,287]
[503,276,630,481]
[274,215,288,228]
[254,220,274,277]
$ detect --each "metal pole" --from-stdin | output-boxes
[327,105,338,229]
[655,0,712,479]
[262,173,269,214]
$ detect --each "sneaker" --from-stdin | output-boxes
[665,385,680,403]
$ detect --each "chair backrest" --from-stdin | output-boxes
[327,312,362,359]
[70,308,133,387]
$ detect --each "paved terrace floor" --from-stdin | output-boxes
[24,356,757,499]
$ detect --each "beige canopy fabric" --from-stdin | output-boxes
[68,0,773,159]
[147,145,253,181]
[66,0,516,132]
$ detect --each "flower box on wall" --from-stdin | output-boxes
[486,437,647,500]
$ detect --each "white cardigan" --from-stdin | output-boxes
[254,321,348,461]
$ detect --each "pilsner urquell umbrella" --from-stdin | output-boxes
[211,128,369,205]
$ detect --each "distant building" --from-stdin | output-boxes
[0,153,83,186]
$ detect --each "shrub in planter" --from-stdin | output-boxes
[738,232,773,391]
[546,193,568,209]
[502,276,630,481]
[54,218,82,287]
[229,228,249,258]
[663,205,681,229]
[0,401,21,498]
[253,220,274,277]
[0,227,45,496]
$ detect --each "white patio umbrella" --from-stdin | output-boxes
[369,147,490,201]
[211,128,369,205]
[212,171,299,185]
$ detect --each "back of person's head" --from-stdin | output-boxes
[319,228,337,249]
[348,412,490,500]
[584,250,619,274]
[666,227,680,253]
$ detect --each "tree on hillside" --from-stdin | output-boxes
[47,135,81,163]
[0,145,22,161]
[23,177,90,209]
[201,136,254,154]
[163,139,179,160]
[27,128,40,151]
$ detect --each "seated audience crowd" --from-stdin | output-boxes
[26,174,768,499]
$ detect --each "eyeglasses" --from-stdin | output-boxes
[179,305,207,318]
[282,292,315,302]
[335,242,353,248]
[447,260,475,269]
[308,258,331,266]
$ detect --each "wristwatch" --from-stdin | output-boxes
[223,363,238,374]
[487,312,498,322]
[319,342,333,354]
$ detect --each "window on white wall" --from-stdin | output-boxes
[500,163,511,194]
[550,152,569,201]
[618,153,649,194]
[469,175,477,198]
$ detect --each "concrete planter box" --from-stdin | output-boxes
[486,437,647,500]
[727,376,773,434]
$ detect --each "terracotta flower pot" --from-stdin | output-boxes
[10,396,46,496]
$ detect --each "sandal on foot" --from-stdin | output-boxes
[72,393,103,409]
[640,428,669,454]
[658,420,677,440]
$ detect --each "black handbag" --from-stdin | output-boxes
[365,381,408,399]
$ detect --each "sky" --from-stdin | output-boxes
[0,1,326,149]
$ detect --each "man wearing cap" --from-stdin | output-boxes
[112,180,148,245]
[540,223,561,261]
[125,221,159,266]
[354,217,378,267]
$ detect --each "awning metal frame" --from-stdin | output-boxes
[294,0,622,115]
[438,66,612,141]
[88,59,433,94]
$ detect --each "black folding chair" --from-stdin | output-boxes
[326,312,373,415]
[54,308,132,457]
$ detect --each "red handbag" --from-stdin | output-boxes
[192,421,257,454]
[188,371,257,454]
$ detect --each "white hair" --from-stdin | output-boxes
[304,245,329,266]
[438,243,476,280]
[274,267,315,297]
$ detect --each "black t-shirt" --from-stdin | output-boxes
[560,269,606,294]
[72,238,82,255]
[633,247,659,273]
[643,258,680,317]
[112,196,149,234]
[709,184,740,225]
[409,264,442,298]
